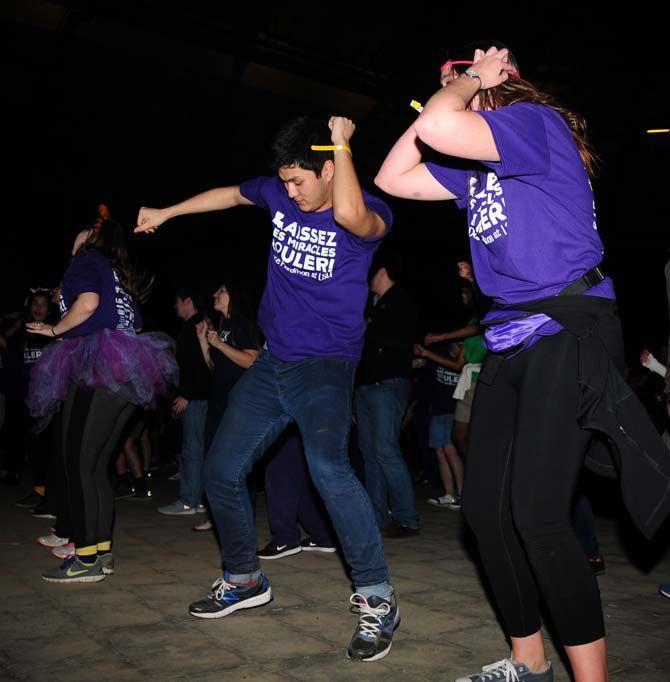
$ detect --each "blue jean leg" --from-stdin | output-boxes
[282,357,390,589]
[178,399,208,508]
[204,354,291,574]
[356,379,419,529]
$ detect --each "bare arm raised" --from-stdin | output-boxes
[135,186,254,234]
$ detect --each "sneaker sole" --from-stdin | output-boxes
[102,566,115,575]
[42,573,106,583]
[258,547,302,560]
[348,614,401,663]
[301,546,337,553]
[158,510,196,516]
[32,513,57,519]
[37,539,69,548]
[189,587,273,618]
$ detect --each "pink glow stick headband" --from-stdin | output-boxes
[440,59,520,79]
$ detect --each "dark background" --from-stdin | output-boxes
[3,3,669,361]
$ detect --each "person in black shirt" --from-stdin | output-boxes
[192,283,259,532]
[355,256,419,537]
[158,287,211,516]
[202,284,259,448]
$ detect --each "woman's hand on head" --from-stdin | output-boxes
[471,46,515,90]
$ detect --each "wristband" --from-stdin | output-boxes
[311,144,352,155]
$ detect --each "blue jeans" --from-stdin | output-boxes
[356,378,420,530]
[178,399,208,508]
[204,351,390,591]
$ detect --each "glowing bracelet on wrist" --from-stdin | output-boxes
[311,144,352,154]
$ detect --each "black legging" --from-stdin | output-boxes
[61,386,134,550]
[463,331,605,647]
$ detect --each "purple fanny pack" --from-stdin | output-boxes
[483,311,562,354]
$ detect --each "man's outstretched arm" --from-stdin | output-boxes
[135,186,254,234]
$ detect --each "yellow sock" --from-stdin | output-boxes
[97,541,112,553]
[76,545,98,565]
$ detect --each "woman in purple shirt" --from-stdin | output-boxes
[26,220,177,584]
[377,43,611,682]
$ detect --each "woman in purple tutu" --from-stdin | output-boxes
[26,219,178,583]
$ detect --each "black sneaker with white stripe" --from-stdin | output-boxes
[300,537,336,553]
[257,541,301,560]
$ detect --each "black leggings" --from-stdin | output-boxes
[463,331,605,647]
[62,387,134,550]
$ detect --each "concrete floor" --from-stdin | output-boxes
[1,477,669,681]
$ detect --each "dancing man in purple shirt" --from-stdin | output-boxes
[136,116,398,662]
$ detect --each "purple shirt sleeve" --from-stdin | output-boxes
[353,190,393,247]
[62,252,103,297]
[477,103,550,179]
[424,162,469,209]
[239,176,272,208]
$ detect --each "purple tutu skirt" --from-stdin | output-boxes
[27,329,179,421]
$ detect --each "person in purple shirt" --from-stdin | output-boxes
[26,220,177,584]
[376,43,613,682]
[135,116,398,662]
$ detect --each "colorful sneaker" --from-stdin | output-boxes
[454,658,553,681]
[189,573,272,618]
[347,593,400,662]
[37,533,69,548]
[158,500,196,516]
[99,553,115,575]
[258,541,301,560]
[427,494,457,508]
[659,584,670,599]
[42,555,106,583]
[300,537,336,553]
[52,542,75,559]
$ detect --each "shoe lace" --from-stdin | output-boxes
[211,576,235,601]
[480,659,520,682]
[349,593,390,641]
[60,554,80,570]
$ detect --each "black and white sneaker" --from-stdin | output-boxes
[15,490,44,509]
[258,541,301,560]
[189,573,272,618]
[347,593,400,662]
[31,501,56,519]
[300,537,336,553]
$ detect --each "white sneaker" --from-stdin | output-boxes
[427,494,456,508]
[37,533,69,548]
[52,542,75,559]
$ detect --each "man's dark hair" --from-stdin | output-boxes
[371,252,403,283]
[175,286,204,312]
[272,116,334,176]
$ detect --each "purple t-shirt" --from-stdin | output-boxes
[426,102,615,306]
[239,176,392,362]
[59,251,141,338]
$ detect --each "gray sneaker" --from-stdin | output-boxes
[455,659,553,682]
[42,555,106,583]
[158,500,197,516]
[99,552,115,575]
